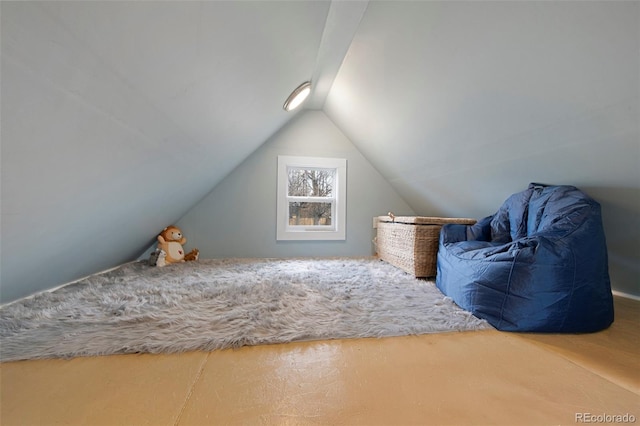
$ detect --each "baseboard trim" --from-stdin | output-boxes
[612,290,640,301]
[0,261,138,309]
[4,267,639,306]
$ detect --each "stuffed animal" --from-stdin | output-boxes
[156,249,167,267]
[148,248,162,266]
[156,225,199,266]
[148,249,167,267]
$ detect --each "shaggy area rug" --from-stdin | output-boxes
[0,258,491,361]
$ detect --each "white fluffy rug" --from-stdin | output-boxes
[0,258,491,361]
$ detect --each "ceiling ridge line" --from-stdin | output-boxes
[307,0,370,111]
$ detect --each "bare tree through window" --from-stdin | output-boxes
[277,156,346,241]
[287,168,335,226]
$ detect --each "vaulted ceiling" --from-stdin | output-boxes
[326,1,639,216]
[2,1,638,302]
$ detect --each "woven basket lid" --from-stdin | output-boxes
[377,215,476,225]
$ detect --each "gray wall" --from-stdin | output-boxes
[2,1,637,303]
[0,1,329,303]
[325,1,639,296]
[176,110,414,258]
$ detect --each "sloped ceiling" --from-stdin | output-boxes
[326,1,638,215]
[325,1,639,294]
[0,0,348,302]
[2,1,638,302]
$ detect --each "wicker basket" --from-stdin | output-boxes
[375,215,477,277]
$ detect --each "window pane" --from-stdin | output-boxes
[289,202,332,226]
[287,168,335,197]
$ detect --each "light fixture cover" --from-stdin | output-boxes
[283,81,312,111]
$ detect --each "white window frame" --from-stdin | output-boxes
[277,155,346,241]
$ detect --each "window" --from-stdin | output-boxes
[277,155,346,240]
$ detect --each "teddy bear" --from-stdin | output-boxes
[155,225,199,266]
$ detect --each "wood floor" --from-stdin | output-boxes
[1,296,638,425]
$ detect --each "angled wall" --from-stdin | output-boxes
[0,1,329,303]
[176,110,414,258]
[325,1,639,296]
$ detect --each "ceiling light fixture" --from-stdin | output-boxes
[283,81,312,112]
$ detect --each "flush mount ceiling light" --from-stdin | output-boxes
[283,81,312,111]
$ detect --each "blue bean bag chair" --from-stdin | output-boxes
[436,183,614,332]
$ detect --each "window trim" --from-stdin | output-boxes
[277,155,346,241]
